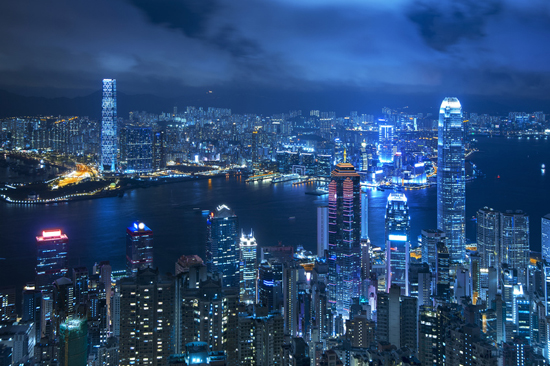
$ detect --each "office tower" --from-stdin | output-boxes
[470,253,482,304]
[500,210,529,284]
[378,124,394,163]
[237,311,284,366]
[21,283,41,332]
[420,229,446,270]
[361,191,368,240]
[327,163,361,318]
[239,231,258,305]
[317,206,328,257]
[260,246,294,263]
[435,242,451,299]
[124,126,153,173]
[206,205,240,288]
[437,97,465,261]
[385,193,410,293]
[258,260,284,312]
[361,239,371,282]
[119,268,174,366]
[101,78,117,172]
[359,141,369,172]
[418,306,440,365]
[53,277,74,336]
[36,229,69,291]
[376,284,400,347]
[58,317,87,366]
[477,207,501,271]
[126,222,153,276]
[316,155,332,177]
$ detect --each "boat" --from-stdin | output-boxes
[305,188,329,196]
[543,164,546,169]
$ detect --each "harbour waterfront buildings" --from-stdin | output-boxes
[437,97,465,262]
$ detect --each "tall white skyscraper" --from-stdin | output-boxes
[101,79,117,172]
[542,214,550,263]
[437,97,465,261]
[239,230,258,305]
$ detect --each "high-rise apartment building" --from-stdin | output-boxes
[126,222,153,276]
[327,163,362,318]
[239,231,258,305]
[385,193,410,293]
[36,229,69,291]
[206,205,240,288]
[437,97,465,261]
[101,79,117,172]
[118,268,174,366]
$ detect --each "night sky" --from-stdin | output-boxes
[1,0,550,114]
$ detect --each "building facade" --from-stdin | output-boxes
[101,79,117,172]
[437,97,465,261]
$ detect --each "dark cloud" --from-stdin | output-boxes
[211,25,263,58]
[128,0,218,38]
[408,0,503,51]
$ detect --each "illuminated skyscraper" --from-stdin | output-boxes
[101,79,117,172]
[542,214,550,263]
[327,163,361,318]
[126,222,153,276]
[378,123,394,163]
[124,126,153,173]
[239,230,258,304]
[58,317,87,366]
[36,229,69,291]
[477,207,501,271]
[385,193,410,294]
[437,97,465,261]
[206,205,240,288]
[500,210,529,285]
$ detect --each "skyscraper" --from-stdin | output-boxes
[327,163,361,318]
[126,222,153,276]
[101,79,117,172]
[477,207,501,270]
[385,193,410,293]
[124,126,153,173]
[420,229,446,270]
[36,229,69,291]
[378,124,395,163]
[500,210,529,285]
[437,97,465,261]
[206,205,240,288]
[239,230,258,305]
[542,214,550,263]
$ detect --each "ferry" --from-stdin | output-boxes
[272,173,300,183]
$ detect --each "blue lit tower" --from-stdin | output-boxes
[327,163,361,318]
[385,193,410,294]
[207,205,240,288]
[378,123,394,163]
[36,229,69,291]
[542,214,550,263]
[101,79,117,172]
[126,222,154,276]
[437,97,465,261]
